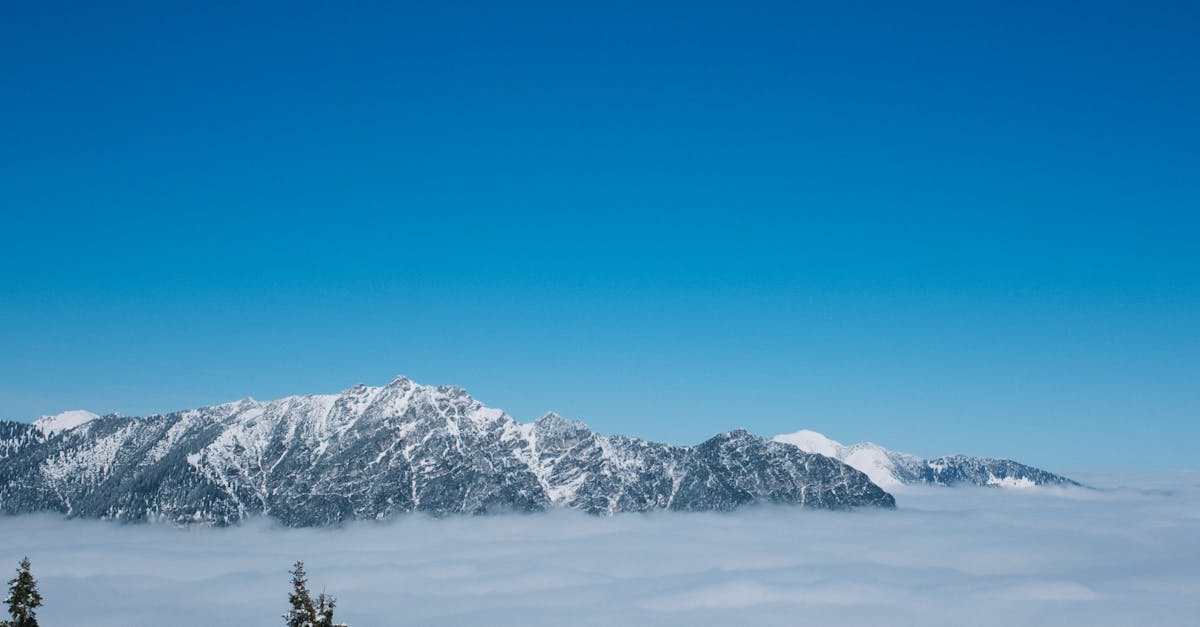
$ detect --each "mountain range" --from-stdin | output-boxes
[773,430,1080,489]
[0,376,1077,526]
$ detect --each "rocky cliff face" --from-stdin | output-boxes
[919,455,1079,488]
[0,377,894,525]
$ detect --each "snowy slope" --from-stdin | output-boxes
[33,410,99,436]
[773,429,1077,489]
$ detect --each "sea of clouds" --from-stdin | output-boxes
[1,471,1196,626]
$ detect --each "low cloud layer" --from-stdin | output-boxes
[1,472,1197,626]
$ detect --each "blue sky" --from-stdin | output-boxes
[2,1,1197,469]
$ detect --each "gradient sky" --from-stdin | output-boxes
[2,1,1197,470]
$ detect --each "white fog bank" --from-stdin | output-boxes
[1,472,1197,626]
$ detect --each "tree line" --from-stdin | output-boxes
[2,558,349,626]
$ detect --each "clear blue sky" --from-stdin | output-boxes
[2,1,1197,470]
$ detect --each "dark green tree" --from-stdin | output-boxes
[284,561,348,627]
[315,592,333,626]
[2,557,42,627]
[315,591,349,627]
[283,561,316,627]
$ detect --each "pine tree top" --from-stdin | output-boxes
[4,556,42,627]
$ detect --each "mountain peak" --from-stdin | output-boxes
[33,410,100,435]
[386,374,414,388]
[532,411,589,438]
[703,429,755,445]
[534,411,566,424]
[774,429,845,458]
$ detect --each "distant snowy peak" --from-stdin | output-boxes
[773,430,922,488]
[33,410,99,436]
[773,429,1077,489]
[773,430,844,459]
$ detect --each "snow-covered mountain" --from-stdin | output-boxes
[0,377,894,525]
[773,429,1079,489]
[33,410,99,436]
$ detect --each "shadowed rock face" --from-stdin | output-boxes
[670,431,895,511]
[919,455,1080,488]
[0,377,894,525]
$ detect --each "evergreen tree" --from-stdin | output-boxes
[2,557,42,627]
[283,561,316,627]
[284,562,348,627]
[315,592,347,627]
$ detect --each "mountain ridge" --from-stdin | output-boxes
[773,429,1081,489]
[0,376,897,525]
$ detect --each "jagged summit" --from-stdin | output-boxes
[531,411,588,438]
[0,377,894,525]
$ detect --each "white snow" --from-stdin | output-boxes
[773,429,908,488]
[841,445,907,489]
[773,429,845,458]
[34,410,100,435]
[42,423,134,485]
[985,475,1038,489]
